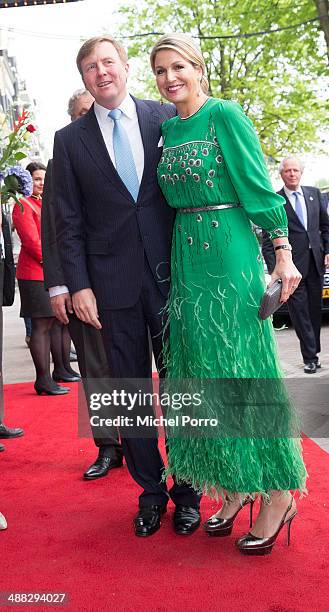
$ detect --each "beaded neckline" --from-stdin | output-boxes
[179,97,211,121]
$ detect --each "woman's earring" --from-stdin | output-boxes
[160,97,164,105]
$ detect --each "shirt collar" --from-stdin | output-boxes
[284,185,302,198]
[94,93,136,123]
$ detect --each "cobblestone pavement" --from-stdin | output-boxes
[3,288,329,452]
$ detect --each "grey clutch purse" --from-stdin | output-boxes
[259,279,283,319]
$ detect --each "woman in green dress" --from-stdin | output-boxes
[150,33,307,556]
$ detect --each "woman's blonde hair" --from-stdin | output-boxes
[150,33,209,94]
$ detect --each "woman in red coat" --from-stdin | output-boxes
[13,162,80,395]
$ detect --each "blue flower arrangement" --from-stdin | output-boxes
[1,166,33,206]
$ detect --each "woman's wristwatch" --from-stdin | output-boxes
[274,244,292,252]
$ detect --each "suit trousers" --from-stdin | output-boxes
[99,258,201,509]
[287,251,323,363]
[68,314,122,458]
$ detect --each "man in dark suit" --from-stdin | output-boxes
[52,36,201,537]
[41,88,123,480]
[262,156,329,373]
[0,212,24,452]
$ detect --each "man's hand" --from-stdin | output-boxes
[51,292,73,325]
[325,253,329,268]
[72,288,102,329]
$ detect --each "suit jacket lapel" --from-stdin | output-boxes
[279,187,305,228]
[279,188,295,222]
[134,98,161,197]
[79,106,133,201]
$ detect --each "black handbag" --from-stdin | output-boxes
[2,257,15,307]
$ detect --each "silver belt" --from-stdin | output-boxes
[179,204,240,213]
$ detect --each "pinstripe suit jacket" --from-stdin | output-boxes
[52,98,175,309]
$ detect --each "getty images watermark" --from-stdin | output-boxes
[77,377,329,439]
[77,378,222,438]
[88,387,218,429]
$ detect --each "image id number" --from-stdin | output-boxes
[0,592,68,605]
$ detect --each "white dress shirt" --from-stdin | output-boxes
[49,285,68,297]
[49,93,144,299]
[284,185,308,230]
[93,93,144,182]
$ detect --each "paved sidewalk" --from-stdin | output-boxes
[3,286,37,385]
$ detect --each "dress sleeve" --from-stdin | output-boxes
[214,100,288,239]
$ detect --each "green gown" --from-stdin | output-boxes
[157,97,307,497]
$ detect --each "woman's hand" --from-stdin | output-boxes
[270,251,302,303]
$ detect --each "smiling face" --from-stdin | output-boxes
[280,158,303,191]
[31,169,45,197]
[81,41,129,109]
[154,49,202,106]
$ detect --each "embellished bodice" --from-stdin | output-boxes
[158,108,239,210]
[157,98,288,240]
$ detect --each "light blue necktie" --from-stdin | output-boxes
[292,191,306,228]
[108,108,139,202]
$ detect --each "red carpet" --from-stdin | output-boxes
[1,382,329,612]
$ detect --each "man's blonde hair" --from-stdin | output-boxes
[76,36,128,75]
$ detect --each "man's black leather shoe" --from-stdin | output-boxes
[83,456,123,480]
[134,505,167,537]
[0,443,5,452]
[304,362,317,374]
[173,505,201,535]
[0,424,24,439]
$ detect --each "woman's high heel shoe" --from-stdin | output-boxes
[235,496,297,556]
[34,382,70,396]
[52,373,81,383]
[204,497,254,537]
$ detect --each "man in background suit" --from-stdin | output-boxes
[262,156,329,373]
[52,35,201,537]
[41,89,123,479]
[0,212,24,453]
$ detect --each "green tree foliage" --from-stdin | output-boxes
[313,0,329,61]
[116,0,328,159]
